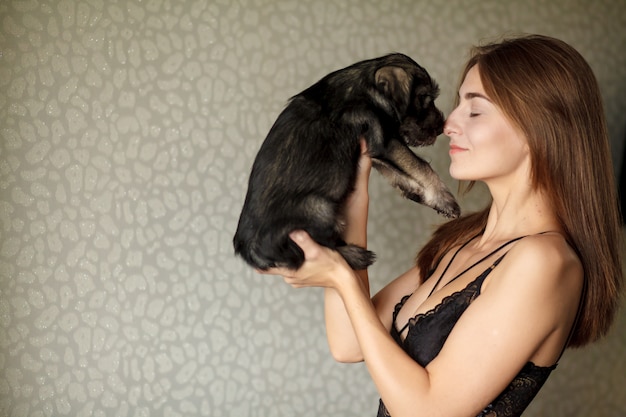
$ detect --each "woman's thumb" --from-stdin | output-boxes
[289,230,309,244]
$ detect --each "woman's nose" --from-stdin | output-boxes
[443,119,456,136]
[443,107,462,136]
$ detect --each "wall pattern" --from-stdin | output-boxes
[1,0,625,416]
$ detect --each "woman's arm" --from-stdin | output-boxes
[324,142,372,361]
[269,231,582,416]
[323,142,422,362]
[338,233,582,416]
[260,141,421,362]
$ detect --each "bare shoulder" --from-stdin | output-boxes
[487,232,583,302]
[508,232,581,277]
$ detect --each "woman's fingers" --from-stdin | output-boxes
[359,137,369,155]
[253,230,315,277]
[357,138,372,177]
[289,230,323,260]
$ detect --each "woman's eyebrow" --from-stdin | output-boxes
[462,91,492,102]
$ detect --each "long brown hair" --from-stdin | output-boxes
[417,34,623,347]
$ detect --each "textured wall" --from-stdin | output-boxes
[1,0,625,416]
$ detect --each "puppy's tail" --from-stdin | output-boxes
[336,244,376,270]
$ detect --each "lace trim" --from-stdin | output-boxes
[410,276,481,330]
[377,399,391,417]
[478,362,556,416]
[393,270,486,339]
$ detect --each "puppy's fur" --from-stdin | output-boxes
[233,53,460,271]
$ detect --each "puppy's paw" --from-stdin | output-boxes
[402,186,461,219]
[433,190,461,219]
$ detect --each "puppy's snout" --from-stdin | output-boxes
[425,106,445,138]
[433,109,445,136]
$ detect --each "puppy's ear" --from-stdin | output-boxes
[375,66,411,114]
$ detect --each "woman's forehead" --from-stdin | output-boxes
[458,66,491,102]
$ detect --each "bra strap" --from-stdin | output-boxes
[396,236,525,336]
[429,235,527,296]
[426,236,476,297]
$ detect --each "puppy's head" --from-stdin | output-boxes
[374,54,444,147]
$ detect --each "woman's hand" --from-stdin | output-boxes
[257,230,355,290]
[258,139,371,290]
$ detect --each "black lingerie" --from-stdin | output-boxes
[377,235,560,417]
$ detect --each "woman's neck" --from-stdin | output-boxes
[478,185,561,246]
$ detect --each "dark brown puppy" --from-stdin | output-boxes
[234,53,460,271]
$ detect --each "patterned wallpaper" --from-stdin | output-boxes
[1,0,625,416]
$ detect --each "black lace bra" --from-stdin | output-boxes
[377,235,566,417]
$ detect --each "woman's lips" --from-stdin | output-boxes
[449,144,466,155]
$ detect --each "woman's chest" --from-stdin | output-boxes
[394,270,484,340]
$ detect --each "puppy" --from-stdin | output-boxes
[233,53,460,271]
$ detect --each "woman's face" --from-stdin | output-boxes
[444,65,530,185]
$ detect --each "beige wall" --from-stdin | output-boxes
[1,0,625,416]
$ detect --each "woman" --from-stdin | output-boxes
[259,34,623,416]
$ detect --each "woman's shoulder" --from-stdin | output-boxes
[492,231,583,296]
[511,231,580,268]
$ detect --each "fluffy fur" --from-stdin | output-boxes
[233,53,460,270]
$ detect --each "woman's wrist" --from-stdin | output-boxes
[334,265,368,298]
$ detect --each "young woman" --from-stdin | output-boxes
[258,34,623,416]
